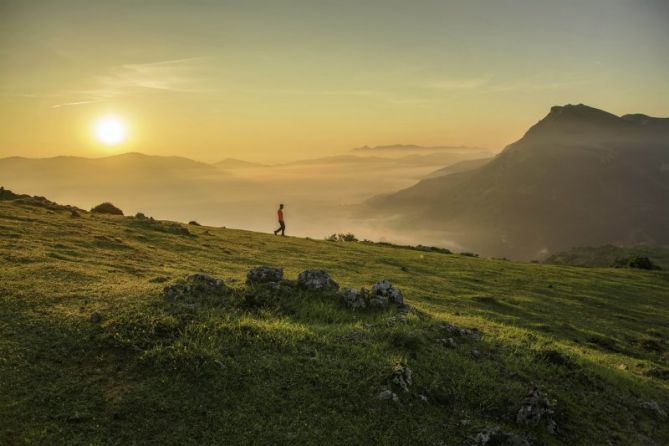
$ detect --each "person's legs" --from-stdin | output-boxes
[280,221,286,236]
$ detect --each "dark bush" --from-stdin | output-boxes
[611,256,661,270]
[325,233,358,242]
[91,202,124,216]
[459,252,479,257]
[188,221,201,226]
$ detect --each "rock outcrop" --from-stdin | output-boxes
[297,269,339,291]
[246,266,283,283]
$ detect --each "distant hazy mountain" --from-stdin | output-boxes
[352,144,489,152]
[215,158,266,169]
[368,104,669,259]
[422,157,492,179]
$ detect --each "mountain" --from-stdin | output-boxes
[2,191,668,445]
[352,144,489,152]
[368,104,669,259]
[422,157,492,179]
[214,158,266,169]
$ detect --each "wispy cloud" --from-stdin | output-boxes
[95,57,212,93]
[51,100,96,109]
[47,57,213,108]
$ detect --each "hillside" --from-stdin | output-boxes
[1,192,668,445]
[545,244,669,270]
[423,158,492,179]
[367,104,669,259]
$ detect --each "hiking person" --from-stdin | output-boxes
[273,203,286,236]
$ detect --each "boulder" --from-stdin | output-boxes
[371,279,404,304]
[297,269,339,291]
[164,273,229,301]
[440,322,483,339]
[340,288,368,310]
[246,266,283,283]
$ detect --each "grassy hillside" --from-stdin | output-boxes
[1,194,668,445]
[545,244,669,270]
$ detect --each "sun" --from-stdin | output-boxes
[94,115,128,146]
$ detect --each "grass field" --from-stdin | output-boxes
[1,195,668,445]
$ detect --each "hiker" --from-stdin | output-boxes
[273,203,286,236]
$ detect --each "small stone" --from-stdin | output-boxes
[391,365,413,392]
[471,349,482,359]
[377,389,398,402]
[640,401,667,419]
[419,394,428,402]
[90,312,101,323]
[371,279,404,304]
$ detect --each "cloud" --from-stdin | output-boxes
[95,57,212,94]
[51,100,96,109]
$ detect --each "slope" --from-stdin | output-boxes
[1,193,668,445]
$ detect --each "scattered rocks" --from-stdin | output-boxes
[297,269,339,291]
[439,322,483,339]
[377,389,398,402]
[246,266,283,283]
[372,279,404,304]
[391,365,413,393]
[369,293,389,310]
[516,386,556,433]
[90,312,101,323]
[469,427,530,446]
[164,273,229,301]
[640,401,667,419]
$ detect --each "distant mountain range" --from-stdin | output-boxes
[352,144,489,152]
[367,104,669,259]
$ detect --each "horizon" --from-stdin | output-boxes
[2,1,668,163]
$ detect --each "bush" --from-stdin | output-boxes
[91,202,124,216]
[611,256,661,270]
[459,252,479,257]
[325,233,358,242]
[188,221,201,226]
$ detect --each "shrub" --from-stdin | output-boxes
[611,256,661,270]
[91,202,124,216]
[188,221,201,226]
[460,252,479,257]
[325,233,358,242]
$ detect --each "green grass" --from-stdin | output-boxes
[1,198,668,445]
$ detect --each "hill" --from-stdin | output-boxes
[352,144,490,153]
[215,158,267,169]
[423,158,492,179]
[545,244,669,270]
[1,191,668,445]
[367,104,669,259]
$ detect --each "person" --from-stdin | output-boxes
[273,203,286,236]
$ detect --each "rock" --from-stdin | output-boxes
[164,273,229,301]
[377,389,398,402]
[246,266,283,283]
[440,322,483,339]
[437,337,458,348]
[90,312,101,323]
[471,349,482,359]
[340,288,369,310]
[391,365,413,392]
[368,294,389,309]
[70,209,80,218]
[371,279,404,304]
[297,269,339,291]
[516,386,554,427]
[640,401,667,419]
[419,394,428,402]
[470,427,530,446]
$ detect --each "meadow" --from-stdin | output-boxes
[1,195,667,445]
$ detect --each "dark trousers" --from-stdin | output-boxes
[274,221,285,236]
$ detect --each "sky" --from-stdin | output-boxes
[1,0,668,162]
